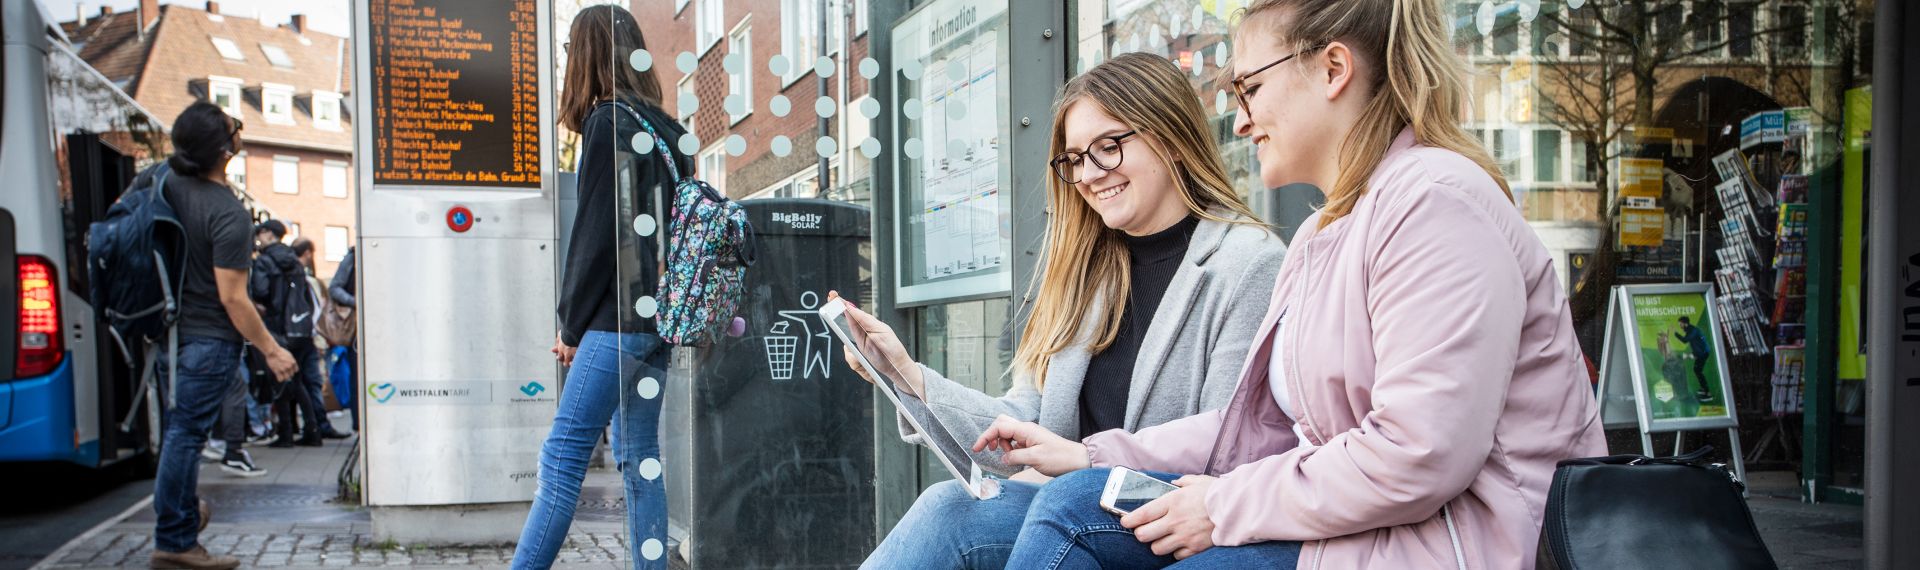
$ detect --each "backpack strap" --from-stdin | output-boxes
[605,101,678,268]
[608,101,683,184]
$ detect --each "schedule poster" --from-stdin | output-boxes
[369,0,541,188]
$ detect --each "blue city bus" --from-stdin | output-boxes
[1,0,172,470]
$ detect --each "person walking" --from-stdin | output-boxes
[1675,316,1714,402]
[250,221,327,447]
[512,5,684,569]
[149,102,297,570]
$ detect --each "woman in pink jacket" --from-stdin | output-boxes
[974,0,1608,568]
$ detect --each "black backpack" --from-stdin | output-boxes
[85,164,186,360]
[249,246,316,342]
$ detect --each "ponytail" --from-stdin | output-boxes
[1239,0,1511,230]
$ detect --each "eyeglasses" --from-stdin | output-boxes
[1050,130,1138,184]
[226,117,245,154]
[1229,41,1329,116]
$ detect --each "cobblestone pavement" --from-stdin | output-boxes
[38,524,633,569]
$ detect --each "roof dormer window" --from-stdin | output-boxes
[208,76,244,117]
[263,83,296,124]
[312,91,342,131]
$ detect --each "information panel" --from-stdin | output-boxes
[369,0,540,188]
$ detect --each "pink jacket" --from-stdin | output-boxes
[1084,130,1606,569]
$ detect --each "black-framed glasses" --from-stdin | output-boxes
[1050,130,1138,184]
[226,116,245,153]
[1230,41,1329,115]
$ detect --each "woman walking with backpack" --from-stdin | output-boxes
[512,6,688,569]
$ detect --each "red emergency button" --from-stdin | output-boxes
[447,206,475,232]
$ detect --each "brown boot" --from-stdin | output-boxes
[148,545,239,569]
[198,499,210,532]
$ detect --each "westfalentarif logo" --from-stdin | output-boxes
[519,381,545,397]
[368,383,396,404]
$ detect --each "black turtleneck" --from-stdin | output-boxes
[1078,216,1200,439]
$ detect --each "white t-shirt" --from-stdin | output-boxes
[1268,313,1313,445]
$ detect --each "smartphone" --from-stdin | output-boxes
[1100,467,1179,516]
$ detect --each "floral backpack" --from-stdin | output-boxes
[616,102,755,346]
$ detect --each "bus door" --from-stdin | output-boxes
[64,133,143,461]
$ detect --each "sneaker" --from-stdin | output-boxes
[1697,391,1714,402]
[320,428,351,440]
[200,440,227,462]
[220,450,267,478]
[149,545,239,569]
[246,432,275,445]
[296,435,324,447]
[327,410,346,419]
[267,436,296,448]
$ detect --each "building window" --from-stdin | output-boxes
[1455,3,1484,57]
[729,23,752,124]
[782,0,842,84]
[698,144,726,193]
[676,0,690,15]
[210,37,245,61]
[209,76,243,117]
[313,91,342,130]
[259,43,295,68]
[323,226,349,262]
[677,75,696,124]
[1773,4,1807,60]
[225,151,247,190]
[1692,1,1724,56]
[273,156,301,195]
[1730,2,1757,58]
[698,0,725,53]
[1492,10,1520,56]
[323,161,349,198]
[1534,130,1563,183]
[263,84,296,124]
[286,223,301,240]
[854,0,868,36]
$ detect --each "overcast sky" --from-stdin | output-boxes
[44,0,352,37]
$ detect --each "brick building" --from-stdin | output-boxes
[63,0,357,278]
[627,0,875,202]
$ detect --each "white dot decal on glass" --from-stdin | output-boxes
[903,99,923,120]
[634,296,658,318]
[1193,48,1206,76]
[723,52,744,74]
[771,136,792,157]
[641,538,665,560]
[859,98,881,119]
[1216,42,1229,66]
[629,49,653,72]
[770,95,791,117]
[1192,6,1205,30]
[816,136,838,158]
[1476,2,1496,35]
[678,91,699,115]
[676,51,697,73]
[946,62,966,81]
[632,214,656,237]
[1170,12,1184,37]
[815,96,837,118]
[1517,0,1540,22]
[1215,90,1229,114]
[769,54,791,76]
[902,60,923,80]
[639,458,663,480]
[637,377,661,399]
[860,137,881,159]
[947,101,967,121]
[631,132,655,154]
[815,56,836,78]
[725,94,746,116]
[947,138,967,158]
[725,134,746,157]
[904,138,923,159]
[859,58,880,79]
[677,133,700,156]
[1568,0,1586,8]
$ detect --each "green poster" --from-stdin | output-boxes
[1628,292,1730,421]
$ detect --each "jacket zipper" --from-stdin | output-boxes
[1443,504,1467,570]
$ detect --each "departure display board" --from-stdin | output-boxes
[368,0,540,188]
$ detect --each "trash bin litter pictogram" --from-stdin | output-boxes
[765,320,799,381]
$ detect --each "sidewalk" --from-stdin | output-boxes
[35,418,1863,568]
[31,415,636,570]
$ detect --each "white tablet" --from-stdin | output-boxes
[819,298,1001,500]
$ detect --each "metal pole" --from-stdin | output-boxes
[816,0,832,196]
[1865,0,1918,565]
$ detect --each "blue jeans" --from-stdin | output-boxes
[152,336,244,553]
[1005,468,1302,570]
[513,331,669,570]
[862,478,1045,569]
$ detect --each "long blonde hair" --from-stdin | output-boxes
[1015,53,1263,388]
[1239,0,1511,229]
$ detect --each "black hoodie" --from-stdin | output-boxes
[557,98,692,347]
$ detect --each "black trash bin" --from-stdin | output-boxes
[664,198,874,569]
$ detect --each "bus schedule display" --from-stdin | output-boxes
[369,0,540,188]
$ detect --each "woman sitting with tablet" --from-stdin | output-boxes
[829,52,1287,570]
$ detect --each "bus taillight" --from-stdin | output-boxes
[17,256,63,377]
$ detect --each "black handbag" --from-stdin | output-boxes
[1537,446,1777,570]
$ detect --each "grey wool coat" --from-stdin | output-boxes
[893,214,1288,476]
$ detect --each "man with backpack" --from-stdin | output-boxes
[145,103,297,569]
[249,220,338,446]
